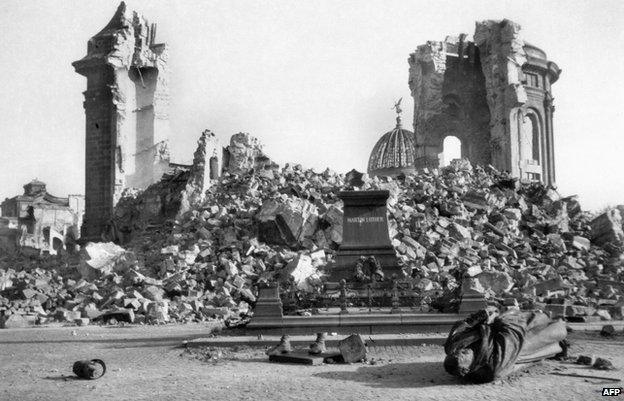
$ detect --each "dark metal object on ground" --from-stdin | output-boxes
[72,359,106,380]
[443,309,567,383]
[309,332,327,355]
[339,280,348,314]
[390,275,401,314]
[265,335,292,356]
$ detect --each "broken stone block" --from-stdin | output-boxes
[600,325,615,337]
[78,242,126,280]
[284,255,318,292]
[59,310,82,322]
[256,197,319,248]
[594,309,612,321]
[450,223,471,241]
[338,334,367,363]
[345,169,365,188]
[322,204,343,245]
[571,236,590,251]
[147,301,170,323]
[1,314,36,329]
[465,271,514,294]
[590,209,624,246]
[143,285,165,301]
[592,357,615,370]
[465,265,482,277]
[224,133,275,175]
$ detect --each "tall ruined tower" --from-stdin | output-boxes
[408,20,560,185]
[73,2,170,240]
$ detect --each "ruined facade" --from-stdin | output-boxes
[408,20,560,184]
[0,180,84,254]
[73,2,171,240]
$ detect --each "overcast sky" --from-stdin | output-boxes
[0,0,622,211]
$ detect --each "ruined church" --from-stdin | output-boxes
[73,3,560,241]
[369,20,560,185]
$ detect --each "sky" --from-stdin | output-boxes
[0,0,623,211]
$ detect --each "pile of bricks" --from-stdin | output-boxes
[1,155,623,328]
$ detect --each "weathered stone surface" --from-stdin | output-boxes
[590,209,624,246]
[256,197,319,248]
[1,314,36,329]
[179,131,221,215]
[465,271,514,294]
[79,242,127,280]
[338,334,367,363]
[223,133,275,175]
[284,255,321,292]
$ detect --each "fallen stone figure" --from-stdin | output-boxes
[444,309,567,383]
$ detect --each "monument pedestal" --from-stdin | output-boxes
[458,289,487,314]
[326,190,401,282]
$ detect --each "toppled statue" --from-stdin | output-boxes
[444,309,567,383]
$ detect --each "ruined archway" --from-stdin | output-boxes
[440,136,462,167]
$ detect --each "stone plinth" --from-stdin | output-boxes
[327,190,400,282]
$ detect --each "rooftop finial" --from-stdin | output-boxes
[392,98,403,127]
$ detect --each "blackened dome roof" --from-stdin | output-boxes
[367,117,416,174]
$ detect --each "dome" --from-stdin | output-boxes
[367,117,416,177]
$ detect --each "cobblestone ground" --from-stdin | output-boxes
[0,324,622,401]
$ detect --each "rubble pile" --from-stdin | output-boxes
[1,137,623,327]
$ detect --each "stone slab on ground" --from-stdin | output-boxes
[269,350,341,365]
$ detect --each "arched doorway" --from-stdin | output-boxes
[439,136,462,167]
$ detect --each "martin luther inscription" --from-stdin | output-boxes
[327,190,400,282]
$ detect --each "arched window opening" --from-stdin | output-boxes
[520,112,541,163]
[440,136,462,167]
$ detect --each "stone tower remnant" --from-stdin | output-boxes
[73,2,171,240]
[408,19,560,184]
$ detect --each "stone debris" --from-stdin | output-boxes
[576,355,594,366]
[337,334,367,363]
[592,357,616,370]
[1,136,624,327]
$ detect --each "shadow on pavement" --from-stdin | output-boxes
[313,361,467,389]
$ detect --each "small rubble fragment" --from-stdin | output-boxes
[592,357,616,370]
